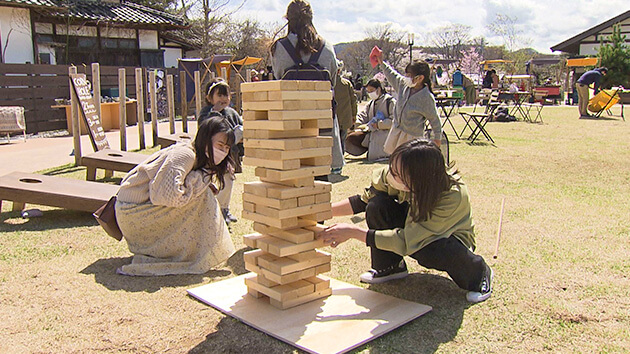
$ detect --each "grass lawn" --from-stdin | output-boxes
[1,105,629,353]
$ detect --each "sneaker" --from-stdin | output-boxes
[359,260,408,284]
[222,208,238,223]
[466,267,493,303]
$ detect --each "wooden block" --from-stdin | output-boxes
[315,193,331,204]
[243,192,298,210]
[298,195,315,207]
[242,210,298,229]
[242,232,268,249]
[260,177,315,188]
[243,128,319,139]
[244,260,261,274]
[257,274,278,288]
[256,263,322,285]
[256,166,330,181]
[247,147,331,161]
[300,210,333,222]
[247,286,265,299]
[245,275,316,303]
[243,249,265,266]
[302,118,333,129]
[304,275,331,292]
[242,110,268,121]
[267,91,333,101]
[296,81,316,91]
[243,100,328,111]
[253,223,315,244]
[269,287,332,310]
[267,109,332,121]
[244,181,329,200]
[251,201,331,220]
[241,80,300,92]
[242,201,255,213]
[241,91,269,102]
[243,120,302,131]
[315,262,332,275]
[301,156,332,166]
[243,156,301,170]
[244,137,323,151]
[313,81,332,91]
[258,249,331,275]
[259,237,325,257]
[317,136,334,147]
[287,250,317,262]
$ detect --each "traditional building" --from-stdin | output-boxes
[551,10,630,55]
[0,0,199,67]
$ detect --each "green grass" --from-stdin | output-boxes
[1,105,629,353]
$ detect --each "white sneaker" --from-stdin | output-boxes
[467,267,493,303]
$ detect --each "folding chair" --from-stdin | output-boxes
[522,89,545,123]
[459,90,498,143]
[588,88,621,119]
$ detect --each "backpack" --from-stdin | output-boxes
[370,95,393,118]
[279,38,331,82]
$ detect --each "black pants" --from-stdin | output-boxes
[365,192,489,292]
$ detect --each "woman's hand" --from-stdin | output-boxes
[317,223,367,248]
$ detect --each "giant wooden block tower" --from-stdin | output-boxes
[240,80,334,310]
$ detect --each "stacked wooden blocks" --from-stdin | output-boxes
[241,80,334,310]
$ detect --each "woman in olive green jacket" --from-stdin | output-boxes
[318,138,493,303]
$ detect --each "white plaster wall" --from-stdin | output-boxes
[580,43,601,56]
[163,47,182,68]
[0,6,34,63]
[37,44,56,64]
[138,29,158,49]
[101,27,135,39]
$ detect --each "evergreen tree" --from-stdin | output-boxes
[598,24,630,89]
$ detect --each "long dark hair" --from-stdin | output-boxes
[271,0,323,55]
[389,138,459,222]
[193,117,235,190]
[406,61,434,95]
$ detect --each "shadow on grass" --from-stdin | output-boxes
[81,251,247,293]
[188,273,470,353]
[0,209,98,231]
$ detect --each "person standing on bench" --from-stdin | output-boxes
[198,78,244,225]
[115,117,236,276]
[317,138,493,303]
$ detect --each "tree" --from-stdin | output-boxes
[486,14,530,51]
[458,47,483,76]
[598,24,630,89]
[426,24,472,60]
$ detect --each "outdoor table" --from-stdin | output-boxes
[498,91,530,120]
[51,100,137,136]
[435,96,461,139]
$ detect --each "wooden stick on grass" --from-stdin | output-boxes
[493,198,506,259]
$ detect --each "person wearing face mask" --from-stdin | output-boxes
[114,117,236,276]
[199,78,244,224]
[345,78,395,161]
[317,138,493,303]
[374,54,442,155]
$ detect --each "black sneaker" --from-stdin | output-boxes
[359,260,408,284]
[467,266,493,303]
[222,208,238,223]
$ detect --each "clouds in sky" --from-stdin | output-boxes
[226,0,630,53]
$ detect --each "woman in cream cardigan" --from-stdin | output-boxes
[115,117,236,276]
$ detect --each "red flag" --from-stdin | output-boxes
[370,46,382,68]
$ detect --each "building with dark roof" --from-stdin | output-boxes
[551,10,630,55]
[0,0,200,67]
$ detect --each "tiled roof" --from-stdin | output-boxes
[0,0,187,28]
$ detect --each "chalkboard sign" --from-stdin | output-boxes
[69,74,110,151]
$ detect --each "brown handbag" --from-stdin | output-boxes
[93,195,123,241]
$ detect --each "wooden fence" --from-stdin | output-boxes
[0,63,178,133]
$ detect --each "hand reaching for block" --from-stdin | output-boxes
[317,223,368,248]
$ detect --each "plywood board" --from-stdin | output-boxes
[187,275,432,354]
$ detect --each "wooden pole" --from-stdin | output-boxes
[69,66,81,166]
[246,68,252,82]
[135,68,146,150]
[493,198,506,259]
[118,68,127,151]
[149,70,158,147]
[194,70,202,120]
[180,71,188,133]
[91,63,101,122]
[167,74,175,134]
[220,67,227,80]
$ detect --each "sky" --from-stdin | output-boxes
[225,0,630,54]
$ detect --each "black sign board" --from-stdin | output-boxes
[69,74,109,151]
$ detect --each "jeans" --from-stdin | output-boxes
[365,192,489,292]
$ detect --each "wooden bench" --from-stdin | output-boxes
[156,132,193,148]
[0,171,118,213]
[81,149,148,181]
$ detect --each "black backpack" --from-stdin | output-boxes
[279,38,331,82]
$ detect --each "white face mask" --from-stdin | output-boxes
[212,147,229,165]
[368,91,379,100]
[386,171,410,192]
[402,76,415,87]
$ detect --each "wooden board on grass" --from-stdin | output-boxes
[187,274,432,354]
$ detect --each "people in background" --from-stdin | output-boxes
[345,78,395,161]
[482,70,493,89]
[317,138,493,303]
[491,69,499,89]
[199,78,243,224]
[576,67,608,118]
[270,0,344,178]
[115,117,236,276]
[374,52,441,153]
[334,66,358,154]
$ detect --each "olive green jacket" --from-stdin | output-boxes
[361,167,476,255]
